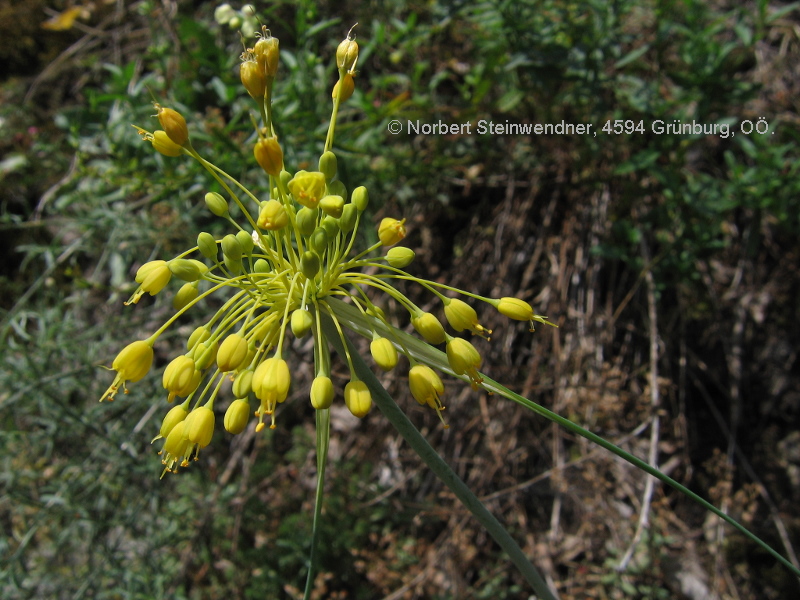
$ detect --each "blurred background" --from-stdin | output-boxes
[2,0,799,598]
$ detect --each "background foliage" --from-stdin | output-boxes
[2,0,799,598]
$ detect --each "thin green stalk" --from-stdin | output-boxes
[480,374,800,579]
[303,407,331,600]
[321,314,558,600]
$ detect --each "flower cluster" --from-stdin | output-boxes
[103,25,555,477]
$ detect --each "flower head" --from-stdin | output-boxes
[109,25,555,475]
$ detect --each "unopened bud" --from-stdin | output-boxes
[301,251,320,279]
[221,234,243,260]
[351,186,369,211]
[319,194,344,218]
[296,207,318,236]
[386,247,415,268]
[205,192,229,217]
[319,151,337,181]
[197,232,217,260]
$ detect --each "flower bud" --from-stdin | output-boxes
[240,59,266,99]
[185,406,215,448]
[291,309,313,338]
[205,192,229,217]
[224,256,243,275]
[378,218,406,246]
[386,247,415,268]
[336,36,359,71]
[318,151,337,181]
[187,325,212,350]
[217,333,249,372]
[253,29,279,77]
[296,207,318,236]
[169,259,208,282]
[197,232,218,260]
[327,180,347,199]
[321,216,339,238]
[344,380,372,418]
[301,251,321,279]
[253,258,270,273]
[310,376,334,410]
[155,104,189,146]
[310,227,328,254]
[351,186,369,211]
[173,282,200,311]
[370,337,398,372]
[288,170,326,209]
[224,399,251,434]
[221,234,243,260]
[257,199,289,230]
[152,130,183,157]
[254,137,283,177]
[236,230,254,256]
[332,73,355,102]
[338,203,358,232]
[411,312,446,345]
[195,339,219,371]
[319,194,344,218]
[233,368,254,398]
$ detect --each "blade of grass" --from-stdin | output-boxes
[321,312,559,600]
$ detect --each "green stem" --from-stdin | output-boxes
[320,314,558,600]
[481,374,800,579]
[303,407,331,600]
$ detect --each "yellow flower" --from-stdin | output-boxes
[253,27,279,77]
[240,56,266,99]
[153,403,189,443]
[151,130,183,157]
[185,406,215,448]
[444,298,491,339]
[252,357,291,430]
[494,297,556,332]
[446,337,483,390]
[344,380,372,418]
[155,104,189,146]
[162,355,200,402]
[254,137,283,177]
[408,365,447,427]
[100,340,154,402]
[160,420,191,475]
[411,312,446,345]
[288,170,326,209]
[378,218,406,247]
